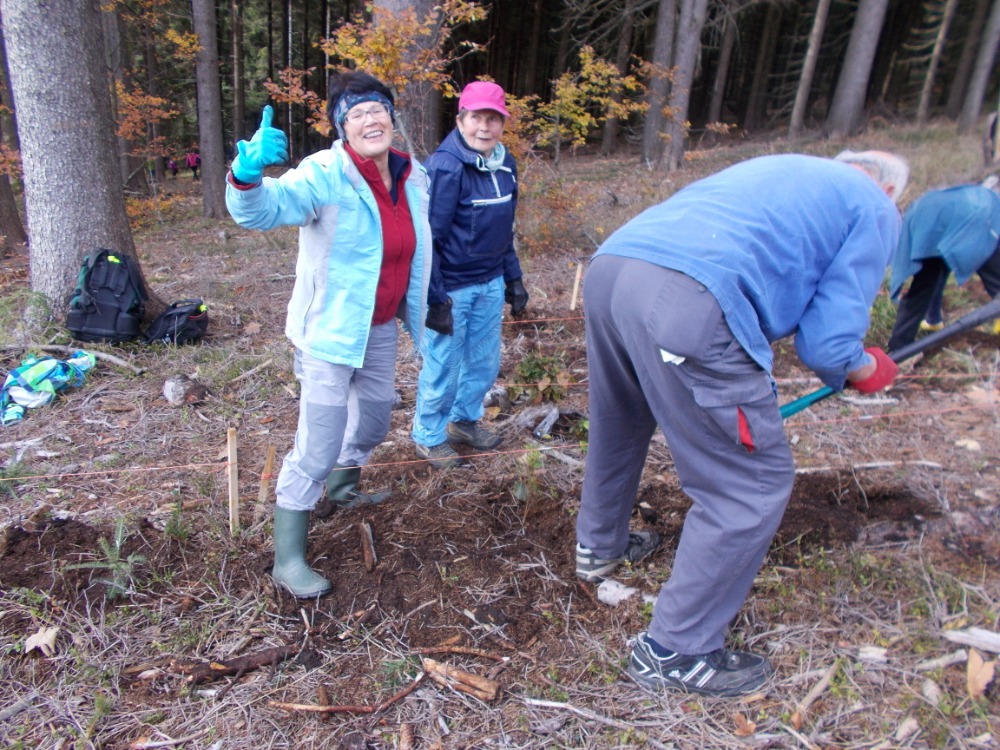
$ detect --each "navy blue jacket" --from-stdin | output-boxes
[424,128,521,304]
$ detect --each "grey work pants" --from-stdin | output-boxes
[275,321,399,511]
[577,255,795,654]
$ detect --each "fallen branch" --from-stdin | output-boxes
[268,672,426,715]
[915,649,968,672]
[414,645,509,663]
[943,627,1000,654]
[226,357,275,385]
[267,700,373,715]
[169,644,297,684]
[1,344,144,375]
[422,657,499,701]
[524,698,672,750]
[790,663,837,729]
[795,460,942,475]
[129,728,210,749]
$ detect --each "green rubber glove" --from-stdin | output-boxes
[231,105,288,184]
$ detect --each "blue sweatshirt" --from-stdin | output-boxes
[424,128,522,304]
[889,184,1000,299]
[596,154,901,390]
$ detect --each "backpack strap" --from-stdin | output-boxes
[76,250,108,309]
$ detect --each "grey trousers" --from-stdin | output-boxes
[276,321,399,511]
[577,255,795,654]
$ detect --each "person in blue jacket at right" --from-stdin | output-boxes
[886,178,1000,351]
[412,81,528,468]
[576,150,908,697]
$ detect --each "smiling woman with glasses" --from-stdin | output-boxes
[225,70,432,599]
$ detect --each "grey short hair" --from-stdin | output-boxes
[834,150,910,204]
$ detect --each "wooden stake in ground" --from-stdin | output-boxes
[359,521,377,571]
[254,445,276,524]
[569,262,583,311]
[227,428,239,535]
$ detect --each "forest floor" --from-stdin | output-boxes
[0,125,998,750]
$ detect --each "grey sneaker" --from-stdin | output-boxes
[575,530,662,582]
[627,631,773,697]
[446,420,502,450]
[415,441,466,469]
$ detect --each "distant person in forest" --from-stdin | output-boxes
[185,148,201,180]
[225,71,432,599]
[576,150,907,697]
[886,177,1000,351]
[411,81,527,468]
[167,158,178,179]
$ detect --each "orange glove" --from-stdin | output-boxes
[850,347,899,393]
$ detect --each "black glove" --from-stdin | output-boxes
[425,299,453,335]
[505,278,528,315]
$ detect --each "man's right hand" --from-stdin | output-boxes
[425,299,454,335]
[231,105,288,184]
[848,346,899,393]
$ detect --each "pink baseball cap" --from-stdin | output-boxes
[457,81,510,118]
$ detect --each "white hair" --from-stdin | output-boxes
[834,149,910,204]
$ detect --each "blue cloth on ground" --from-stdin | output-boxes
[1,350,96,425]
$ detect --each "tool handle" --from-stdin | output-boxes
[779,296,1000,419]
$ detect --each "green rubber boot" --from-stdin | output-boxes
[272,507,332,598]
[325,465,390,509]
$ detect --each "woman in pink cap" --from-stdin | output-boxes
[412,80,528,468]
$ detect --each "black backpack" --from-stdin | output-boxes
[144,299,209,345]
[66,249,149,343]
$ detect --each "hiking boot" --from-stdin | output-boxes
[415,441,466,469]
[575,530,662,582]
[919,319,945,332]
[446,420,502,450]
[627,631,773,697]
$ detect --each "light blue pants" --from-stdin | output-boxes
[578,256,795,655]
[275,321,398,511]
[412,278,504,447]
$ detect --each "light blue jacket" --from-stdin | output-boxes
[596,155,901,390]
[226,141,432,367]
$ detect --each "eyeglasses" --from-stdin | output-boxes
[345,104,390,123]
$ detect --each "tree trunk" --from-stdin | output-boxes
[1,0,144,315]
[642,0,677,165]
[600,0,638,155]
[707,4,737,126]
[789,0,832,137]
[0,108,25,251]
[744,2,783,132]
[232,0,246,146]
[665,0,709,171]
[144,22,165,184]
[373,0,440,157]
[0,11,19,154]
[825,0,891,137]
[958,0,1000,132]
[0,6,26,251]
[945,0,990,119]
[191,0,228,218]
[917,0,958,124]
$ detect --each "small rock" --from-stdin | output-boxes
[163,374,209,406]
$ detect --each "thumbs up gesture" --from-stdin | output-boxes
[231,105,288,184]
